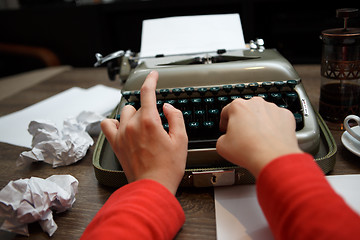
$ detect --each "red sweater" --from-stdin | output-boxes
[80,179,185,240]
[81,153,360,239]
[257,153,360,240]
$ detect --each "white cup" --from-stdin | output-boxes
[344,115,360,142]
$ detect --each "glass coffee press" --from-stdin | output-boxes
[319,8,360,130]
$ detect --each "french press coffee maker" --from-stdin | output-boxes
[319,8,360,130]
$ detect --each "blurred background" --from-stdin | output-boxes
[0,0,358,78]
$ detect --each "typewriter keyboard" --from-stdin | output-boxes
[121,80,304,149]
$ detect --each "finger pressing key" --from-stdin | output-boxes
[140,71,159,110]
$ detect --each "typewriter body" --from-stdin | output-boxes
[95,45,321,169]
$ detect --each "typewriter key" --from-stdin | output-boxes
[156,100,164,108]
[270,92,282,101]
[257,93,268,100]
[163,123,169,132]
[243,95,253,100]
[248,82,259,92]
[285,92,298,102]
[230,95,241,101]
[182,110,192,123]
[203,121,215,129]
[191,98,202,110]
[160,89,170,97]
[172,88,183,96]
[198,87,208,96]
[177,99,188,110]
[223,85,233,93]
[261,82,272,91]
[184,87,195,96]
[210,87,220,95]
[204,97,215,109]
[274,81,285,90]
[159,112,166,122]
[194,110,206,121]
[189,122,200,129]
[287,80,297,89]
[165,99,176,106]
[125,101,137,108]
[235,84,245,93]
[217,96,229,108]
[134,90,141,99]
[293,113,303,130]
[122,91,131,101]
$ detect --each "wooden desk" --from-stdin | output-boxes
[0,65,359,240]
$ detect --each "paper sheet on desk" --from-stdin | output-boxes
[140,14,246,58]
[214,174,360,240]
[0,85,119,148]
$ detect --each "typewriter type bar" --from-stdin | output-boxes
[120,80,304,150]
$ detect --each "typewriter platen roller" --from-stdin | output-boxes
[95,45,321,168]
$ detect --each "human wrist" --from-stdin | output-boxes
[248,148,303,178]
[138,172,182,195]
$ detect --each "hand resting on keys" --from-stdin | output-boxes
[216,96,303,178]
[100,71,188,195]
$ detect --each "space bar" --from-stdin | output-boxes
[188,138,218,149]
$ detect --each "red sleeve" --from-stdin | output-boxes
[80,179,185,240]
[257,153,360,240]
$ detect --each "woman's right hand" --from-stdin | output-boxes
[216,97,303,178]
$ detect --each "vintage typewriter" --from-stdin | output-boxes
[93,40,337,187]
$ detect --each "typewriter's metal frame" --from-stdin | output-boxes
[93,43,337,188]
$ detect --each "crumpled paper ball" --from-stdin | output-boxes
[17,111,104,168]
[0,175,79,236]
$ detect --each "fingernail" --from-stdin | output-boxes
[163,103,174,109]
[149,70,158,76]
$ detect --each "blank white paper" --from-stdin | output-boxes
[0,85,120,148]
[140,14,246,58]
[215,174,360,240]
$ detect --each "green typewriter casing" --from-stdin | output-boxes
[93,47,337,188]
